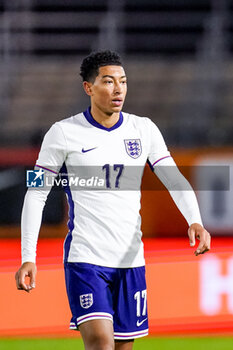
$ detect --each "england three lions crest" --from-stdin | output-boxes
[124,139,142,159]
[80,293,93,309]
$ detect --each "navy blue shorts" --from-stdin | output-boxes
[64,262,148,340]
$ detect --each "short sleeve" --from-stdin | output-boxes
[147,119,171,167]
[36,123,67,173]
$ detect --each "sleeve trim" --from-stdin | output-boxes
[35,164,58,175]
[152,155,171,167]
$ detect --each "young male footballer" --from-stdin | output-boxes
[15,50,211,350]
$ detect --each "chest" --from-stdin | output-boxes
[65,126,149,167]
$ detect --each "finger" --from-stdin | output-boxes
[29,271,36,289]
[188,227,196,247]
[15,271,22,290]
[195,242,205,255]
[195,247,209,256]
[207,233,211,250]
[199,231,211,254]
[194,240,209,255]
[18,279,30,292]
[16,270,30,292]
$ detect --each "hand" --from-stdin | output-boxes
[15,262,37,293]
[188,223,211,256]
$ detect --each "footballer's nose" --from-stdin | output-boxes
[113,81,123,94]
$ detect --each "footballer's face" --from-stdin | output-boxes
[84,65,127,115]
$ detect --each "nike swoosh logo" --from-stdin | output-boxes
[82,147,97,153]
[136,318,148,327]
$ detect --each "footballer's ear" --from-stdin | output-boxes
[83,81,93,96]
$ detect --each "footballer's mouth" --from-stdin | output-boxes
[112,98,123,106]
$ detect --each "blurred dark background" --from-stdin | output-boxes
[0,0,233,147]
[0,0,232,231]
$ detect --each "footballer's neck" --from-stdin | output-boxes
[90,105,120,129]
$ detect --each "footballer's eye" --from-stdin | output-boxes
[104,80,113,84]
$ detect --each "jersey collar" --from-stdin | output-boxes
[83,107,123,132]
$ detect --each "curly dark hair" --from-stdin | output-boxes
[80,50,123,82]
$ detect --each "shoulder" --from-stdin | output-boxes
[42,112,84,145]
[48,112,86,137]
[123,112,152,125]
[123,112,166,145]
[55,112,84,128]
[122,112,157,131]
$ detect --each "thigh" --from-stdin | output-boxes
[115,340,134,350]
[79,319,114,350]
[64,262,114,330]
[113,266,148,340]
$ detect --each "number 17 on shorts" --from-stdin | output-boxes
[134,290,147,327]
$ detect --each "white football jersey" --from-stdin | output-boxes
[32,108,171,268]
